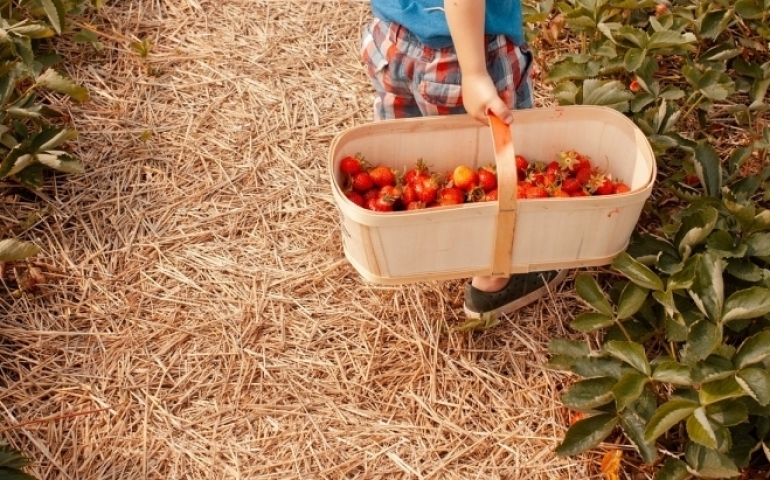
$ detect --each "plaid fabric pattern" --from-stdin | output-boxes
[361,17,534,121]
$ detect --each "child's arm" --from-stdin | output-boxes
[444,0,513,125]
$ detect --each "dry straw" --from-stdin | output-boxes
[0,1,634,478]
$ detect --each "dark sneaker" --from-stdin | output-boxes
[463,270,568,319]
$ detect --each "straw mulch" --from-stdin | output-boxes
[0,1,632,478]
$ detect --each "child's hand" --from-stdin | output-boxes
[461,72,513,126]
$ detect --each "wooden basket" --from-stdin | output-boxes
[328,106,656,285]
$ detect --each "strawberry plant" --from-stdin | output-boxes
[549,167,770,478]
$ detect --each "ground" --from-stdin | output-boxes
[1,1,627,479]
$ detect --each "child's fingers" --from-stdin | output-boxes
[486,97,513,125]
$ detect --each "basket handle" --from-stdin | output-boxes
[488,114,518,277]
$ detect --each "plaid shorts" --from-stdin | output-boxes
[361,17,534,121]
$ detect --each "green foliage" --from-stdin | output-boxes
[549,177,770,477]
[0,0,103,263]
[0,438,36,480]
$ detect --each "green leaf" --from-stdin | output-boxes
[620,409,658,465]
[545,60,590,83]
[736,368,770,406]
[699,377,746,405]
[571,312,614,333]
[734,330,770,368]
[575,273,613,316]
[40,0,66,34]
[698,10,729,39]
[548,339,589,358]
[668,256,697,291]
[612,252,664,291]
[705,399,748,426]
[692,355,735,384]
[647,30,693,49]
[653,458,690,480]
[685,443,740,479]
[17,163,44,190]
[652,360,692,385]
[735,0,764,18]
[688,253,724,323]
[555,413,618,456]
[686,407,718,449]
[604,340,651,375]
[676,208,719,258]
[0,467,37,480]
[694,144,723,197]
[613,371,649,411]
[746,232,770,256]
[35,152,84,174]
[617,282,648,319]
[644,399,699,443]
[35,69,90,102]
[706,230,747,258]
[687,320,721,362]
[581,79,633,111]
[722,287,770,323]
[624,47,646,72]
[562,377,617,411]
[0,238,39,262]
[30,127,77,153]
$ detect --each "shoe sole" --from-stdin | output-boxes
[463,269,568,319]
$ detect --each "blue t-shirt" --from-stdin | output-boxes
[370,0,525,49]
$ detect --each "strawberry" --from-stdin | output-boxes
[351,171,374,193]
[344,190,365,207]
[545,161,561,176]
[517,181,532,199]
[401,184,419,206]
[613,182,631,194]
[452,165,477,192]
[477,165,497,193]
[575,167,593,186]
[406,201,426,210]
[515,155,529,172]
[437,186,466,206]
[558,150,591,172]
[551,188,570,198]
[594,178,615,196]
[379,185,402,202]
[413,175,440,204]
[683,174,700,186]
[403,159,429,185]
[561,177,582,194]
[654,3,667,15]
[570,189,589,197]
[485,189,498,201]
[629,79,641,93]
[363,188,380,202]
[369,165,396,188]
[339,154,364,175]
[525,185,549,199]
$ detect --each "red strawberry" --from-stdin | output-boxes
[684,174,700,186]
[351,171,374,193]
[477,165,497,193]
[452,165,477,192]
[379,185,402,202]
[525,185,549,199]
[339,154,364,175]
[515,155,529,172]
[545,161,561,175]
[414,175,440,204]
[437,186,466,206]
[575,167,593,186]
[613,182,631,194]
[558,150,591,172]
[552,188,570,197]
[485,189,498,201]
[403,159,429,185]
[570,189,589,197]
[406,201,427,210]
[629,79,641,93]
[363,188,379,202]
[369,165,396,188]
[401,184,419,206]
[344,190,365,207]
[593,178,615,196]
[561,178,582,194]
[517,181,532,199]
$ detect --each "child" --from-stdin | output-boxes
[361,0,566,319]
